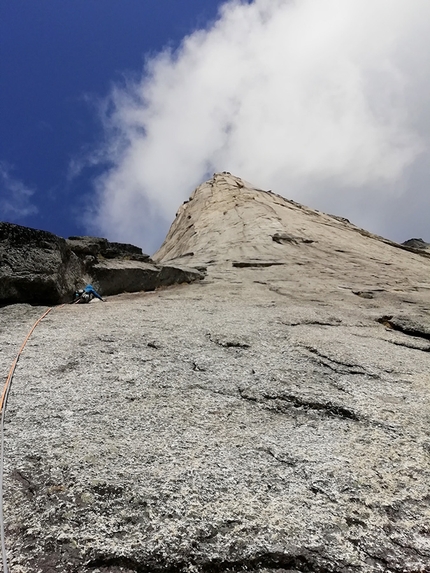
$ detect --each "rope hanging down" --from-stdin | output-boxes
[0,307,53,413]
[0,306,55,573]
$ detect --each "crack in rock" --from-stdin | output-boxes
[389,537,430,559]
[301,345,378,378]
[272,233,315,245]
[260,447,299,466]
[283,319,342,327]
[11,470,36,497]
[385,338,430,352]
[86,555,172,572]
[208,333,251,348]
[352,290,374,299]
[238,388,359,421]
[232,261,286,268]
[377,315,430,341]
[309,483,338,503]
[86,550,335,573]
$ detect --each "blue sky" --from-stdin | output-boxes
[1,0,223,247]
[2,1,430,254]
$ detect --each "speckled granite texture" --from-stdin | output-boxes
[2,174,430,572]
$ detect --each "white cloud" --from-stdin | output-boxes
[90,0,430,253]
[0,162,38,220]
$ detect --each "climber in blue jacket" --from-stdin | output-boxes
[74,284,105,303]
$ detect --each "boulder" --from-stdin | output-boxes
[0,222,83,306]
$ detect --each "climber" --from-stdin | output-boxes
[74,284,105,304]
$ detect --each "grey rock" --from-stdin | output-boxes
[67,235,109,257]
[156,263,206,288]
[75,237,204,296]
[0,225,203,306]
[0,222,83,305]
[89,260,160,295]
[67,236,151,262]
[377,313,430,340]
[327,214,351,224]
[90,260,204,296]
[401,237,430,251]
[3,173,430,572]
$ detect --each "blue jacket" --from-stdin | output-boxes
[83,284,104,301]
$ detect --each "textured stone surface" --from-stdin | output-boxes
[0,222,83,306]
[401,238,430,252]
[89,259,160,295]
[0,226,203,305]
[156,263,206,288]
[2,174,430,572]
[67,236,151,262]
[90,260,204,296]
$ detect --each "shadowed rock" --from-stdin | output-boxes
[0,222,83,305]
[67,236,151,262]
[401,237,430,251]
[0,226,203,305]
[91,259,204,296]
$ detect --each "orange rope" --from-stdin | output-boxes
[0,302,67,572]
[0,306,60,413]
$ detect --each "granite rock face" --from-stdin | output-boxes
[2,173,430,573]
[0,222,83,306]
[91,259,204,296]
[68,236,204,296]
[67,236,151,263]
[0,227,203,305]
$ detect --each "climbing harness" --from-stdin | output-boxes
[0,306,56,573]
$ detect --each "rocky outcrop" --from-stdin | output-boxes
[2,173,430,572]
[0,222,83,306]
[91,259,204,296]
[67,235,151,264]
[0,227,203,306]
[402,237,430,251]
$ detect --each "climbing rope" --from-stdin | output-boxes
[0,295,101,570]
[0,306,56,573]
